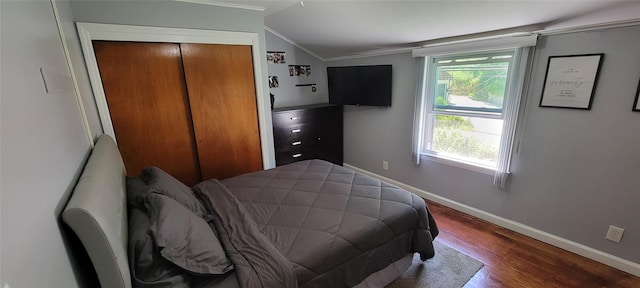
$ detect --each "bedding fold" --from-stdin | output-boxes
[193,179,298,288]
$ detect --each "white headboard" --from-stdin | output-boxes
[62,134,131,288]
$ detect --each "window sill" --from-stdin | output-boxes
[420,153,496,176]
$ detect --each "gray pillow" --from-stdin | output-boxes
[140,166,207,217]
[128,208,190,285]
[145,193,233,275]
[126,177,149,210]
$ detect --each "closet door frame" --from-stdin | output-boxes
[76,22,274,169]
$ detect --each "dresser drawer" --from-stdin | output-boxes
[273,123,318,145]
[275,146,319,166]
[275,137,318,153]
[272,109,322,126]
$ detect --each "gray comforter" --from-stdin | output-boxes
[196,160,438,288]
[194,180,298,288]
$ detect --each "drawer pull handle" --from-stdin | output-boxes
[291,129,301,133]
[292,141,302,146]
[290,116,299,120]
[292,153,302,158]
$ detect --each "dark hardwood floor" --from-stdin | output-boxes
[425,200,640,288]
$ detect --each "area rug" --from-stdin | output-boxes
[386,240,484,288]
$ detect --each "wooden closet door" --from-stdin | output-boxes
[180,44,263,180]
[93,41,201,185]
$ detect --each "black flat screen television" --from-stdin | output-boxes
[327,65,392,106]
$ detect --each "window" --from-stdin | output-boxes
[425,50,514,168]
[412,37,535,187]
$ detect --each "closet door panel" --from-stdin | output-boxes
[93,41,201,185]
[181,44,263,180]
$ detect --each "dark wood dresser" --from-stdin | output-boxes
[272,104,343,166]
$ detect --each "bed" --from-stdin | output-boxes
[62,134,438,288]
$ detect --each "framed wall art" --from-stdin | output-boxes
[539,53,604,110]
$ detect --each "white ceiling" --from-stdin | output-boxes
[215,0,640,60]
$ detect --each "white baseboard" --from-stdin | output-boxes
[343,163,640,277]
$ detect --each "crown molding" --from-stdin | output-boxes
[323,47,413,62]
[175,0,266,11]
[265,26,325,61]
[536,18,640,36]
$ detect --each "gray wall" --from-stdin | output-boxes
[327,25,640,264]
[58,0,104,140]
[1,1,93,286]
[1,0,272,286]
[265,30,328,108]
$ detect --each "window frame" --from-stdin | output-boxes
[432,50,515,114]
[419,48,526,174]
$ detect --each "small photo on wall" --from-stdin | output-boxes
[268,76,279,88]
[288,65,311,76]
[267,51,286,64]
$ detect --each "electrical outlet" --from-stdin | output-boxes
[382,160,389,171]
[605,225,624,243]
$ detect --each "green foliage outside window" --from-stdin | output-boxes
[432,127,499,162]
[435,96,448,106]
[433,115,499,163]
[444,62,508,107]
[471,70,506,106]
[447,71,476,96]
[435,114,473,130]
